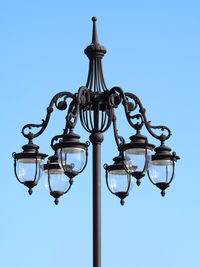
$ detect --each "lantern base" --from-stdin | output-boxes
[24,181,37,195]
[115,192,129,206]
[50,191,64,205]
[155,183,169,197]
[155,182,169,191]
[136,179,141,186]
[132,171,145,180]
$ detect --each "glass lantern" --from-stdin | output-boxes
[104,154,134,205]
[122,132,154,186]
[43,154,72,205]
[13,142,47,194]
[147,144,180,196]
[56,131,89,180]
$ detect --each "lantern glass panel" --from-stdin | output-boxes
[16,158,43,183]
[108,169,133,193]
[148,159,173,184]
[125,148,152,172]
[44,167,69,193]
[58,147,86,172]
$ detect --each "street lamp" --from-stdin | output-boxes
[13,142,47,195]
[13,17,180,267]
[122,131,155,186]
[104,151,134,206]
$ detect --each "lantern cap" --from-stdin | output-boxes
[13,141,47,160]
[152,144,180,161]
[47,154,59,163]
[22,142,39,152]
[122,133,155,151]
[63,132,81,142]
[54,131,89,150]
[104,154,130,172]
[43,154,62,172]
[129,133,147,143]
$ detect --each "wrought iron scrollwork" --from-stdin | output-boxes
[14,16,179,208]
[21,91,75,141]
[50,134,64,150]
[109,87,171,142]
[79,88,113,133]
[112,110,125,151]
[124,92,171,142]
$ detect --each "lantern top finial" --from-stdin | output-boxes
[91,17,98,44]
[84,17,106,58]
[92,16,97,22]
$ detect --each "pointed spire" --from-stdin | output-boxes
[84,17,108,92]
[84,17,106,58]
[91,17,99,44]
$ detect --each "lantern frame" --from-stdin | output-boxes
[147,144,180,196]
[43,154,72,205]
[13,141,47,195]
[55,131,90,180]
[122,132,155,185]
[104,153,132,205]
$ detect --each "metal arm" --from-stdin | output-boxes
[112,109,125,151]
[21,91,75,141]
[109,86,172,142]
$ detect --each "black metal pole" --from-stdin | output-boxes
[90,132,104,267]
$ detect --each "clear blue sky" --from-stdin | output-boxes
[0,1,200,267]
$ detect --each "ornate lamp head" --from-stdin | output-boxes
[44,153,72,205]
[13,141,47,195]
[147,144,180,196]
[104,153,134,205]
[122,132,155,186]
[56,131,89,182]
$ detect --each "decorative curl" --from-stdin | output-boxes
[50,134,64,150]
[109,87,171,142]
[112,110,125,151]
[21,91,74,141]
[79,87,113,133]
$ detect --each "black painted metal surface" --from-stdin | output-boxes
[13,17,180,267]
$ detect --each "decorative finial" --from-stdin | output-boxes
[28,188,33,195]
[161,190,166,197]
[91,16,99,44]
[120,199,125,206]
[84,17,106,58]
[136,179,141,186]
[92,17,97,22]
[54,198,59,205]
[69,178,74,185]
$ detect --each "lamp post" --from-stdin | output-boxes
[13,17,180,267]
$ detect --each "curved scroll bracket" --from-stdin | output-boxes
[109,87,172,142]
[65,86,90,131]
[146,121,172,142]
[112,110,125,151]
[109,87,144,131]
[50,133,64,151]
[21,91,75,141]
